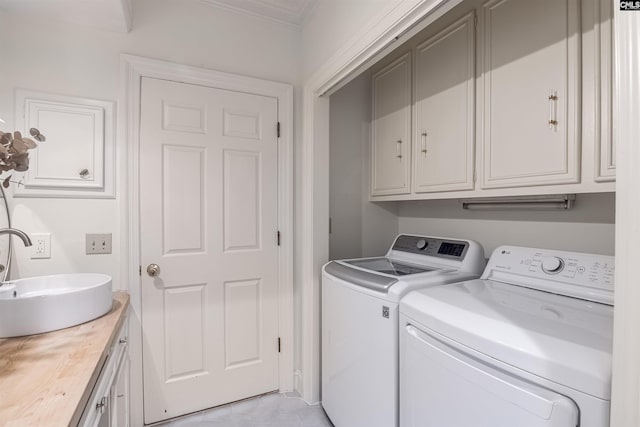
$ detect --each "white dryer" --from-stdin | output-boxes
[399,246,615,427]
[321,234,485,427]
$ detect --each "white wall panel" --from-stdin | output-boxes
[398,193,616,257]
[223,151,262,252]
[164,284,208,381]
[329,72,399,261]
[162,102,207,134]
[163,146,205,254]
[223,110,262,140]
[224,279,262,368]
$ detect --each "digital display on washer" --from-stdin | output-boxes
[438,242,466,257]
[344,258,435,276]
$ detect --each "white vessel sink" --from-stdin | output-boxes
[0,274,113,338]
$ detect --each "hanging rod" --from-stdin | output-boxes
[461,194,576,211]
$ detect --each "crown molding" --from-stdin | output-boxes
[200,0,315,30]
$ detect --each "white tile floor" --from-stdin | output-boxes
[157,392,334,427]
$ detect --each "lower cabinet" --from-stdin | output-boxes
[111,355,130,427]
[79,315,129,427]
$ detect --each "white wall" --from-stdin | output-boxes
[329,71,398,261]
[398,193,616,258]
[0,0,300,288]
[301,0,401,81]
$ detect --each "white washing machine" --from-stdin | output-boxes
[321,234,486,427]
[399,246,615,427]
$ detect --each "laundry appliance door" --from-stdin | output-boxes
[322,270,398,427]
[399,319,580,427]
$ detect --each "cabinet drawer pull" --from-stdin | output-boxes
[396,139,403,159]
[548,90,558,130]
[421,132,428,155]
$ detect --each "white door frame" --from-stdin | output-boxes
[120,54,294,427]
[300,3,639,427]
[610,3,640,425]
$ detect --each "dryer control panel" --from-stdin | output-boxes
[392,235,469,260]
[483,246,615,305]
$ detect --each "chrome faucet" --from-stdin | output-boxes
[0,228,32,246]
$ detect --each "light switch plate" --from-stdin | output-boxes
[86,233,112,255]
[31,233,51,259]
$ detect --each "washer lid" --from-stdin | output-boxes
[324,261,398,292]
[343,257,436,276]
[400,279,613,399]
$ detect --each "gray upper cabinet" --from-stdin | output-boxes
[371,52,412,196]
[368,0,614,201]
[413,12,476,193]
[480,0,581,189]
[594,0,615,182]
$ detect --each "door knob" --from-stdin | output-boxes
[146,264,161,277]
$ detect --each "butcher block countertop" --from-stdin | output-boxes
[0,292,129,427]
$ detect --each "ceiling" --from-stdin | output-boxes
[0,0,132,32]
[200,0,316,29]
[0,0,315,32]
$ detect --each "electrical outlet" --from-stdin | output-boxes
[30,233,51,259]
[86,233,112,255]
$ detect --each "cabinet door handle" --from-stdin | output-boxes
[548,90,558,129]
[396,139,402,159]
[421,132,428,155]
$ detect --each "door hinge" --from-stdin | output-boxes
[277,122,281,138]
[329,217,332,234]
[278,337,281,353]
[277,230,281,246]
[139,265,142,276]
[474,15,477,29]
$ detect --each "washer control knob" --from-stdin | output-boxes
[541,256,564,274]
[416,239,428,250]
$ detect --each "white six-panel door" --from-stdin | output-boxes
[139,77,280,424]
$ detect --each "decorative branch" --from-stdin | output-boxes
[0,128,45,187]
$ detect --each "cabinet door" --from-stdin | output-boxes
[413,12,475,193]
[595,0,615,182]
[111,355,130,427]
[14,90,116,198]
[481,0,580,188]
[371,53,412,196]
